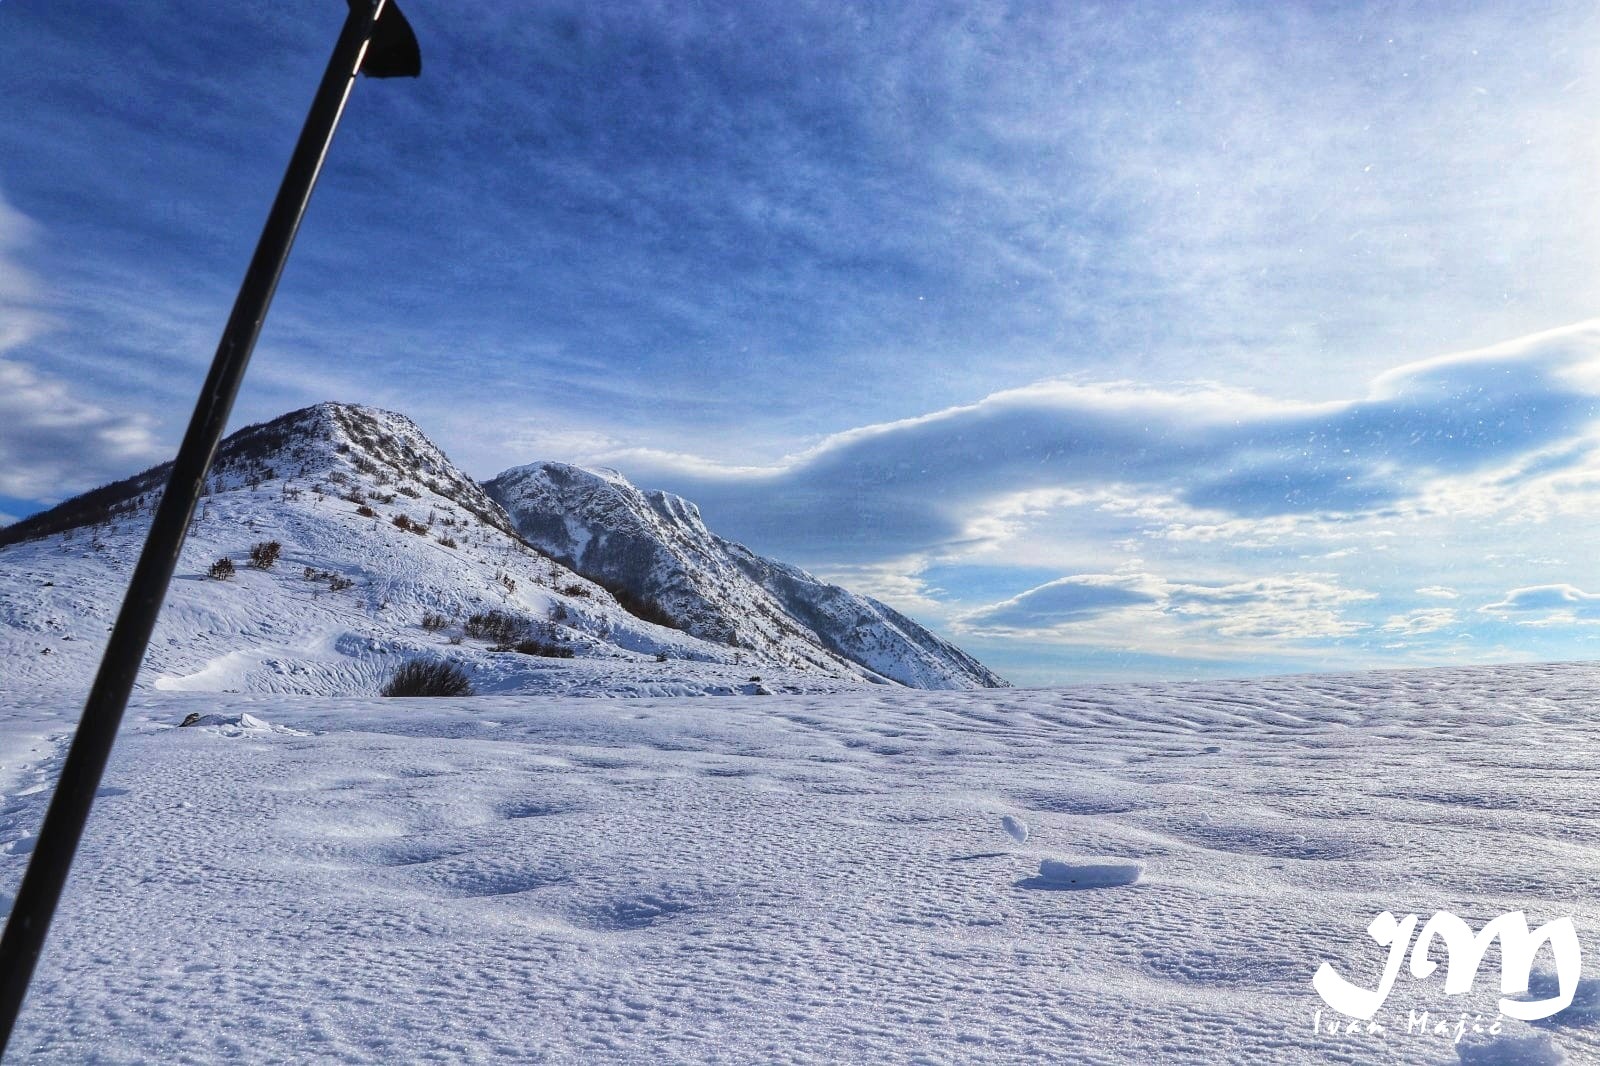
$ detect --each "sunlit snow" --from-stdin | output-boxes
[2,665,1598,1062]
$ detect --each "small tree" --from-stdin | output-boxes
[248,540,282,569]
[380,659,473,697]
[208,557,236,580]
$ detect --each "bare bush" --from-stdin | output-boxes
[208,557,235,580]
[304,566,355,593]
[248,540,282,570]
[464,609,524,644]
[508,638,575,658]
[381,659,473,697]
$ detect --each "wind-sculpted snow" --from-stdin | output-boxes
[486,461,1006,689]
[2,662,1599,1061]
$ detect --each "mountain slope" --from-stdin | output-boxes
[484,462,1006,690]
[0,404,853,697]
[1,404,1001,696]
[0,403,513,550]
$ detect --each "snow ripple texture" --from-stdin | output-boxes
[1,663,1598,1062]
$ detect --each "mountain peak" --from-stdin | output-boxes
[0,402,505,547]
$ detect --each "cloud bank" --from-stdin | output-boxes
[957,571,1375,651]
[618,321,1600,564]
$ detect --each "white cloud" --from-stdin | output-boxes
[957,569,1375,654]
[0,190,162,502]
[960,573,1165,630]
[1480,584,1600,626]
[1382,609,1458,636]
[0,190,49,355]
[0,357,162,501]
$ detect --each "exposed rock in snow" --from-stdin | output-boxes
[175,712,303,737]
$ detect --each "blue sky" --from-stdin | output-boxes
[5,1,1600,682]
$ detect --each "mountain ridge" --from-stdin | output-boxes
[485,461,1004,689]
[0,403,1004,694]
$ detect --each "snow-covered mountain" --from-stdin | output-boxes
[485,462,1005,689]
[0,403,1002,697]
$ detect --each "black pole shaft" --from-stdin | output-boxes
[0,3,390,1054]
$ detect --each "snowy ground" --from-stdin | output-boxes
[3,663,1600,1063]
[0,484,875,702]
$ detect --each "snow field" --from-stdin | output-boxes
[2,662,1599,1061]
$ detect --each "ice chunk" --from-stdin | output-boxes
[1001,814,1029,843]
[175,712,307,737]
[1037,858,1142,889]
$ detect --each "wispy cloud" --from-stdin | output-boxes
[1382,609,1459,636]
[8,0,1600,480]
[0,190,48,353]
[0,191,162,502]
[952,568,1376,664]
[0,354,162,502]
[1480,585,1600,627]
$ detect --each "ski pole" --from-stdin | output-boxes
[0,2,419,1054]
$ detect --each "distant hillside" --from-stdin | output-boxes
[486,463,1006,690]
[0,404,1003,696]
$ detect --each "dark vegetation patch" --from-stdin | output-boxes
[381,659,473,697]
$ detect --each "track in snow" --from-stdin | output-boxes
[1,662,1598,1062]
